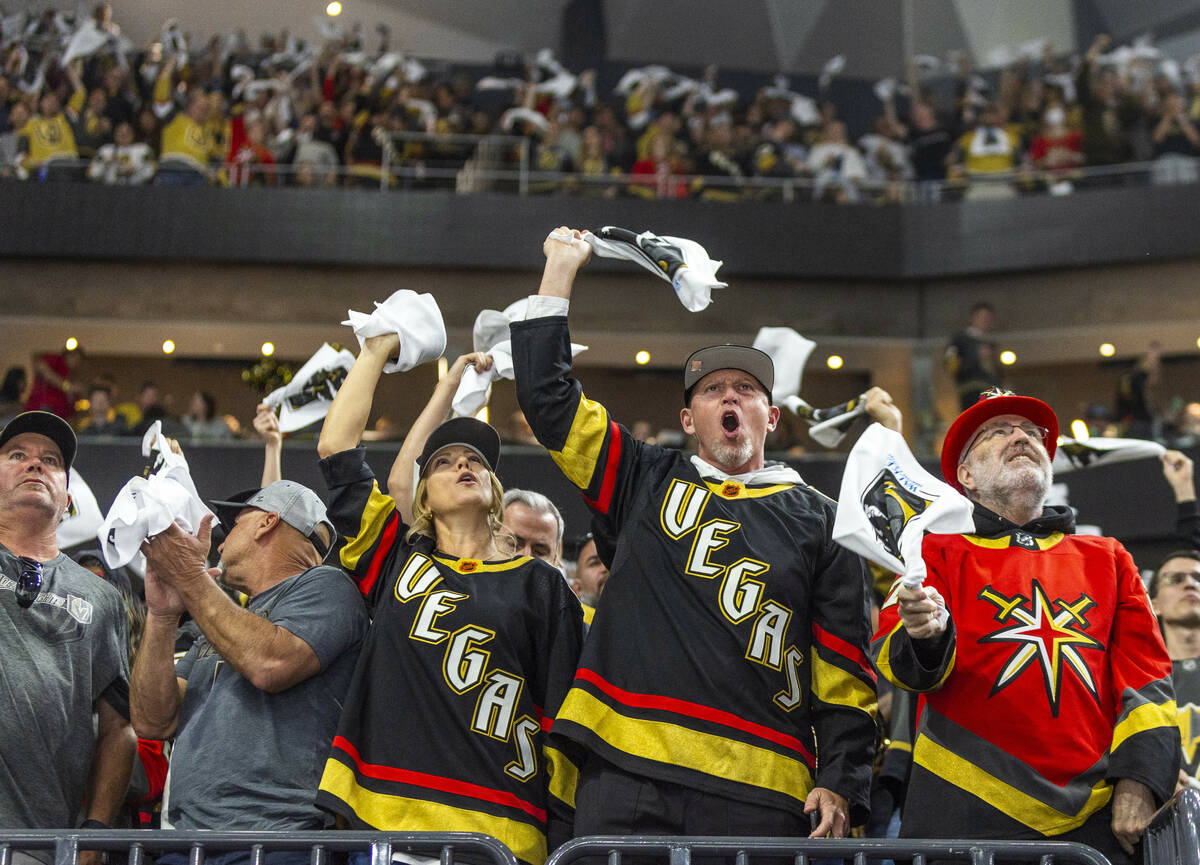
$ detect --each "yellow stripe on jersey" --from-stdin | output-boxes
[581,604,596,626]
[548,396,609,491]
[320,759,547,865]
[961,533,1067,550]
[1035,533,1067,550]
[339,482,397,572]
[702,479,796,499]
[558,688,814,804]
[963,535,1012,549]
[431,554,535,574]
[812,650,878,716]
[913,736,1111,835]
[1110,699,1178,753]
[544,745,578,809]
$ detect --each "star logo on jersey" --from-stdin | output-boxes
[977,580,1103,716]
[1180,702,1200,769]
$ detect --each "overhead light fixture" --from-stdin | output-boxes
[162,339,176,354]
[1070,419,1089,441]
[1099,343,1115,357]
[326,1,342,15]
[999,350,1016,365]
[826,355,843,370]
[64,337,78,351]
[261,342,275,357]
[635,350,651,365]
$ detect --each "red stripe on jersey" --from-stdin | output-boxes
[583,420,622,515]
[812,622,877,684]
[575,668,814,765]
[358,511,399,598]
[331,736,547,824]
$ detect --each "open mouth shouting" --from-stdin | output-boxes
[721,411,741,438]
[457,471,479,486]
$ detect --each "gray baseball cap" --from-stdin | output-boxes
[210,480,336,560]
[683,345,774,404]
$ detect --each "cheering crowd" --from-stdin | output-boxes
[3,6,1200,199]
[0,227,1195,865]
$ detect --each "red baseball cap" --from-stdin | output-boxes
[941,389,1058,491]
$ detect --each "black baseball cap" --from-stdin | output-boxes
[683,345,774,405]
[416,417,501,478]
[0,411,78,473]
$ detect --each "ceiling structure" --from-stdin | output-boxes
[113,0,1200,76]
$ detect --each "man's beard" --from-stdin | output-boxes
[708,435,754,471]
[971,446,1052,511]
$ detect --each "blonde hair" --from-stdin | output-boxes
[406,471,509,546]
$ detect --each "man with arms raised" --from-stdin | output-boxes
[0,412,135,862]
[510,227,881,839]
[876,389,1178,863]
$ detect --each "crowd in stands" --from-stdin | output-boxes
[3,6,1200,200]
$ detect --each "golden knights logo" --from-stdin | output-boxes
[860,469,933,564]
[978,579,1103,717]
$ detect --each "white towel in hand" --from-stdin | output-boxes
[264,343,356,433]
[752,327,816,405]
[582,226,727,312]
[98,423,214,569]
[343,289,447,374]
[452,300,586,416]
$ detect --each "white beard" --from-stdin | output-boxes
[708,435,755,471]
[971,447,1052,512]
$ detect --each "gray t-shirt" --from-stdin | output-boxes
[169,564,367,830]
[0,546,130,829]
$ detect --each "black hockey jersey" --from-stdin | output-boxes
[316,448,584,865]
[511,315,878,823]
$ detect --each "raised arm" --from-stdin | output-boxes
[254,401,283,486]
[129,557,187,739]
[385,351,492,524]
[538,226,593,300]
[141,518,322,693]
[317,333,400,459]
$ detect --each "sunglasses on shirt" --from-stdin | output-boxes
[14,556,43,608]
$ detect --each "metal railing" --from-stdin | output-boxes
[544,837,1113,865]
[8,133,1200,203]
[1142,788,1200,865]
[0,830,517,865]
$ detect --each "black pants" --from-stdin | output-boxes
[574,755,809,839]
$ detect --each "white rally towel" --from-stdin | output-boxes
[343,289,447,374]
[1052,435,1166,473]
[98,423,214,569]
[453,299,587,417]
[264,343,357,433]
[779,393,868,449]
[833,423,975,588]
[578,226,727,312]
[57,468,103,550]
[752,327,816,406]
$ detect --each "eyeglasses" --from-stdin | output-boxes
[959,422,1049,464]
[14,556,42,609]
[1160,570,1200,588]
